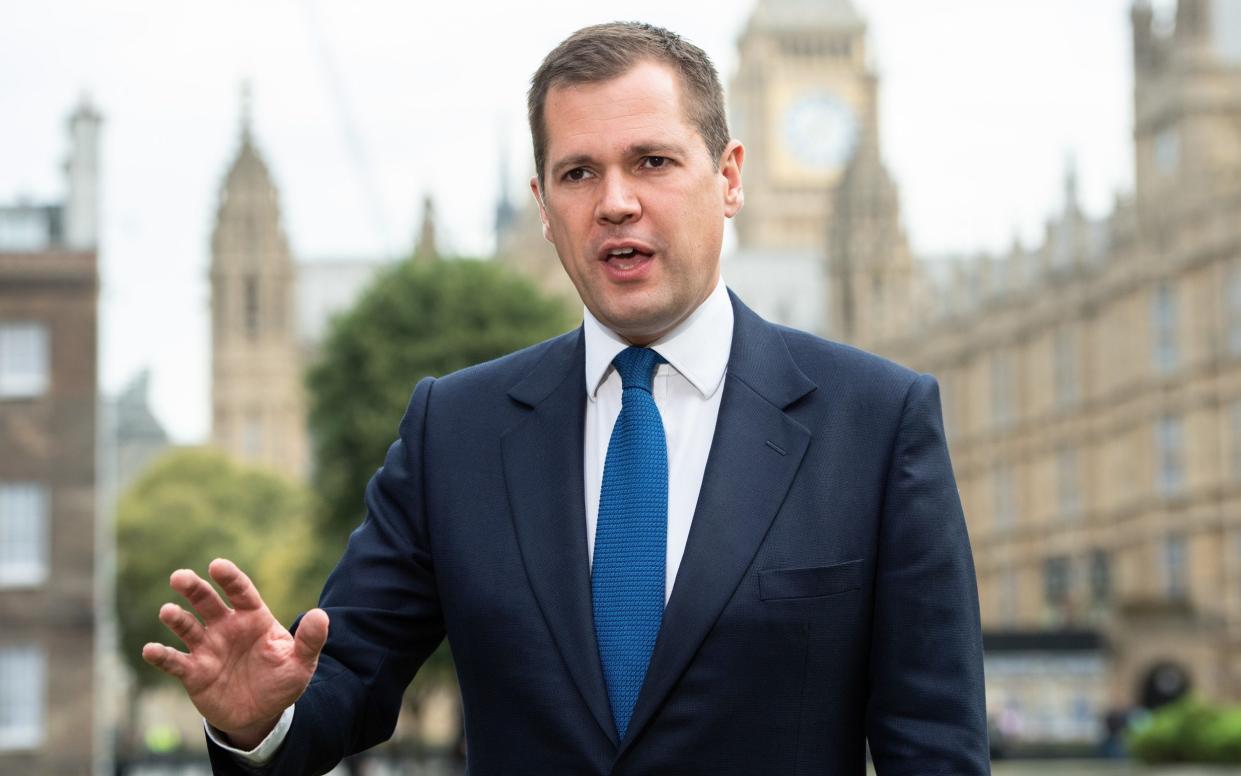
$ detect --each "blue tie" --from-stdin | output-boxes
[593,346,668,740]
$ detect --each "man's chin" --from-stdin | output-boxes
[594,307,686,346]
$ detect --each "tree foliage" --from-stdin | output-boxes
[116,447,320,688]
[306,258,576,556]
[1128,697,1241,763]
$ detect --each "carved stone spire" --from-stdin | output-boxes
[209,84,307,480]
[414,194,438,262]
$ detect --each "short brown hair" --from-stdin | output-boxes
[527,22,730,191]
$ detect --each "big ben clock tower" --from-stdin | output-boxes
[730,0,877,255]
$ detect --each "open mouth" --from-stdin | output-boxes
[604,246,654,270]
[598,239,657,276]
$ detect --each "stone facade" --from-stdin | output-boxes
[209,93,308,481]
[835,0,1241,706]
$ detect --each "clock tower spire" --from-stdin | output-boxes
[730,0,875,255]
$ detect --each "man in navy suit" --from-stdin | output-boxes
[144,21,989,775]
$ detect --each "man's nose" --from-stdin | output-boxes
[595,173,641,225]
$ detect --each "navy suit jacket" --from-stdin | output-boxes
[209,293,989,775]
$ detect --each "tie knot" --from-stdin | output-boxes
[612,347,664,393]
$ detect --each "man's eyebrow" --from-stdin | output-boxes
[549,142,690,178]
[625,142,686,158]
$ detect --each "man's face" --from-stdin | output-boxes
[531,61,744,345]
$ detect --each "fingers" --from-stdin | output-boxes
[170,568,230,624]
[142,642,193,679]
[293,608,330,665]
[159,603,205,649]
[208,558,265,612]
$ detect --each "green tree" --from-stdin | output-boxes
[116,447,320,688]
[1128,697,1241,764]
[304,258,573,709]
[306,257,575,554]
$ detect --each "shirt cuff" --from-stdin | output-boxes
[203,705,295,766]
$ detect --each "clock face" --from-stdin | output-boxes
[781,92,858,171]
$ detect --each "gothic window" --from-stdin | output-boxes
[1156,414,1186,497]
[271,287,284,336]
[0,323,49,398]
[993,462,1016,530]
[1150,282,1178,375]
[1000,568,1019,626]
[1057,446,1081,519]
[1088,550,1110,605]
[991,350,1014,429]
[1054,327,1078,408]
[244,275,260,339]
[1163,533,1188,600]
[1155,128,1180,175]
[1043,555,1071,607]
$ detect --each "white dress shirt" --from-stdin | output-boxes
[211,278,735,763]
[582,277,732,601]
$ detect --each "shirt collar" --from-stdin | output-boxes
[583,277,733,401]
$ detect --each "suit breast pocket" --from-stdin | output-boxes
[758,559,863,601]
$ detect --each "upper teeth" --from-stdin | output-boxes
[609,248,635,257]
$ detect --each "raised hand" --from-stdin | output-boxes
[142,558,329,749]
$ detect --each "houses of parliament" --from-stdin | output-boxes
[209,0,1241,718]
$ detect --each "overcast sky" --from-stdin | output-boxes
[0,0,1170,442]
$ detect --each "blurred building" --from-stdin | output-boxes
[726,0,890,336]
[209,89,309,481]
[828,0,1241,712]
[494,142,578,303]
[295,258,389,350]
[984,632,1108,751]
[109,369,170,492]
[413,194,439,264]
[731,0,872,256]
[0,99,100,774]
[209,89,403,480]
[93,367,172,773]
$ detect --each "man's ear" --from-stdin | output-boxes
[720,140,745,218]
[529,176,553,242]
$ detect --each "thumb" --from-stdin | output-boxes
[293,608,329,665]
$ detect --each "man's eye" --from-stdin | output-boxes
[643,156,668,169]
[564,168,591,182]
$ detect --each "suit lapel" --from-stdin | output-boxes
[501,329,619,747]
[619,294,817,754]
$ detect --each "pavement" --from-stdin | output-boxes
[989,763,1241,775]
